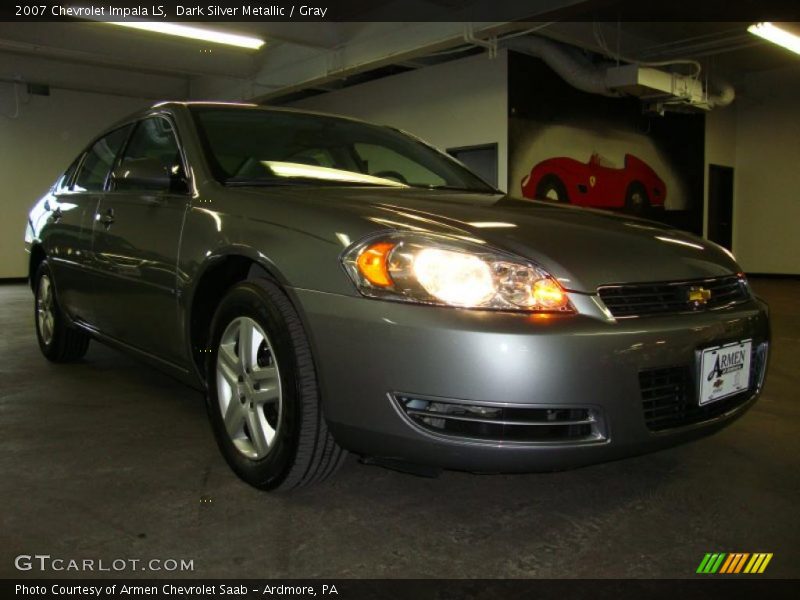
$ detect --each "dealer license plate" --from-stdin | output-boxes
[699,340,752,406]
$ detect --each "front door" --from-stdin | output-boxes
[90,116,190,366]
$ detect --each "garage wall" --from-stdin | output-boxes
[287,51,509,191]
[730,66,800,274]
[0,85,147,278]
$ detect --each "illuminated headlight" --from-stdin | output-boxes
[342,233,573,312]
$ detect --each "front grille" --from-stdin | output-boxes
[639,342,768,432]
[394,395,605,443]
[598,275,749,318]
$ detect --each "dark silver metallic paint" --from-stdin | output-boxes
[25,102,769,472]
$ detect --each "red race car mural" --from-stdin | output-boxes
[521,153,667,214]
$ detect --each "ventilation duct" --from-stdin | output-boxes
[505,36,620,97]
[504,35,734,111]
[707,81,735,108]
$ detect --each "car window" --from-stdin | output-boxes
[54,156,83,194]
[114,117,184,193]
[73,125,132,192]
[191,107,495,192]
[354,143,445,187]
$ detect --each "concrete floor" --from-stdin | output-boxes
[1,279,798,579]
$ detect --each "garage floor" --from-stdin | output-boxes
[1,279,798,579]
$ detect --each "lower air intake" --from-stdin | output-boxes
[639,341,768,432]
[394,395,605,443]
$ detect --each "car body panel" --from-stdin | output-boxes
[295,287,768,471]
[89,191,190,363]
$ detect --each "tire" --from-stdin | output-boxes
[34,260,90,362]
[625,182,651,215]
[206,277,347,490]
[535,174,569,203]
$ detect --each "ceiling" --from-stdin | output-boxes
[0,7,798,104]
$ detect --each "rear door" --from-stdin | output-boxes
[89,115,191,366]
[48,125,132,326]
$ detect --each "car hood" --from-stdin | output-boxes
[237,186,740,293]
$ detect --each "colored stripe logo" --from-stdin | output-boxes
[697,553,773,574]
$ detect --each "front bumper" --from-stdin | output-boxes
[293,287,770,472]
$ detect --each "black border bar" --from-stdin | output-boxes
[5,579,800,600]
[3,0,800,22]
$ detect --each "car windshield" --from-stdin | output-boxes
[191,107,495,192]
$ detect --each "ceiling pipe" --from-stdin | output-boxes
[503,36,621,97]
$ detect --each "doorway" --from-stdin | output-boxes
[708,164,734,250]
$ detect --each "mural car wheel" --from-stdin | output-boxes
[535,175,569,203]
[625,182,650,215]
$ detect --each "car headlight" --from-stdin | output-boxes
[341,233,573,312]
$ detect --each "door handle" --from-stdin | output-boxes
[96,208,115,229]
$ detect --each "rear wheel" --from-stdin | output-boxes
[206,278,346,490]
[625,182,651,215]
[34,261,90,362]
[535,174,569,203]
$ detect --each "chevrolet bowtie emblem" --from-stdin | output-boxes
[688,286,712,305]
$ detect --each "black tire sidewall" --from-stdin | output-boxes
[206,281,301,490]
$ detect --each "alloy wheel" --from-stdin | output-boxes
[216,316,283,460]
[37,274,55,346]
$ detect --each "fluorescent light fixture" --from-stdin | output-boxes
[748,22,800,56]
[107,21,265,50]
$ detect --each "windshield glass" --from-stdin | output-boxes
[191,107,495,192]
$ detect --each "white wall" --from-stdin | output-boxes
[705,66,800,274]
[733,67,800,274]
[287,51,509,191]
[0,84,147,278]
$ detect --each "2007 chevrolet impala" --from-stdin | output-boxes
[25,102,769,490]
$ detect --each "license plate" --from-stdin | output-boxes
[699,340,752,406]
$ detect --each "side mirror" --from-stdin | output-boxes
[112,157,188,194]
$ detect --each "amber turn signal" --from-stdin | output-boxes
[356,242,395,287]
[532,278,568,310]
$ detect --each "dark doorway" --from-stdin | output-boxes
[447,143,498,188]
[708,165,734,250]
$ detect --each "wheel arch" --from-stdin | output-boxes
[185,247,301,382]
[28,243,47,290]
[626,179,648,196]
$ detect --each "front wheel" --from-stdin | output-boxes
[34,261,90,362]
[206,278,347,490]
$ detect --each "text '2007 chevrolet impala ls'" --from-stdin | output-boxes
[25,102,769,490]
